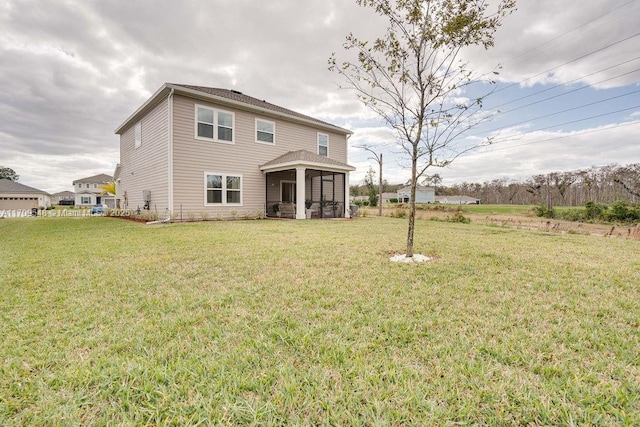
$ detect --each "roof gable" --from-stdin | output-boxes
[72,174,113,185]
[0,179,50,195]
[115,83,352,136]
[260,150,355,173]
[172,84,347,133]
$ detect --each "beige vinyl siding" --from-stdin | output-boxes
[171,95,349,217]
[0,194,43,210]
[119,98,169,212]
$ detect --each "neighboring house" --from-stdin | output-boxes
[0,179,51,210]
[72,174,114,207]
[397,186,435,204]
[51,191,76,205]
[436,195,480,205]
[381,192,397,204]
[114,83,355,219]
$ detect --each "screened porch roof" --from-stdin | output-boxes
[259,150,355,174]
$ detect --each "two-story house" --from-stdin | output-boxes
[114,83,355,219]
[72,174,114,207]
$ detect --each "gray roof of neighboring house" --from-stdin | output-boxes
[52,191,75,197]
[397,185,435,193]
[115,83,353,136]
[260,150,355,172]
[0,179,50,195]
[435,195,480,202]
[72,174,113,185]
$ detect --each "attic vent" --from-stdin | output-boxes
[230,89,243,95]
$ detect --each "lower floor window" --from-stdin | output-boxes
[205,173,242,205]
[81,196,91,204]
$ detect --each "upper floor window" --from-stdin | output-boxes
[134,122,142,148]
[205,173,242,205]
[318,133,328,157]
[196,105,234,143]
[256,119,275,144]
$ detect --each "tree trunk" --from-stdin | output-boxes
[378,153,383,217]
[406,149,418,257]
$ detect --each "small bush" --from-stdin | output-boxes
[429,213,471,223]
[601,200,640,224]
[446,212,471,223]
[533,204,555,218]
[585,201,603,220]
[389,209,407,218]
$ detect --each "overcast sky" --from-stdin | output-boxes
[1,0,639,193]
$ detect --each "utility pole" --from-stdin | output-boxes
[357,145,384,216]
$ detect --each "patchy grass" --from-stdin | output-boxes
[1,217,639,425]
[449,204,535,216]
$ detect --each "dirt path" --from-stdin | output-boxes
[371,207,640,240]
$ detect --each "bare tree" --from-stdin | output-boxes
[330,0,515,257]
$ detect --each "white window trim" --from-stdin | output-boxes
[134,122,142,148]
[195,104,235,144]
[255,118,276,145]
[203,172,243,206]
[318,132,329,156]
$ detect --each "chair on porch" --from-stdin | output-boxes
[279,202,296,218]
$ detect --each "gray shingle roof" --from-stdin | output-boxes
[72,174,113,184]
[52,191,75,197]
[260,150,355,171]
[171,84,351,134]
[0,179,49,195]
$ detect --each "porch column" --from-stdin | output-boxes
[295,167,306,219]
[344,172,350,218]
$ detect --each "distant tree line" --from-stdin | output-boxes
[441,164,640,207]
[351,163,640,207]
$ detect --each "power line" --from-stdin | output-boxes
[486,56,640,111]
[491,30,640,95]
[500,68,640,115]
[466,120,640,156]
[503,0,637,67]
[476,88,640,137]
[487,105,640,145]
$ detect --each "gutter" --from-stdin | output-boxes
[167,87,174,216]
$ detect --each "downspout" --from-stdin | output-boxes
[167,88,174,218]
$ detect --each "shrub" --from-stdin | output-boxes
[429,212,471,223]
[447,212,471,223]
[389,198,398,203]
[533,204,555,218]
[585,201,603,220]
[389,209,407,218]
[601,201,640,224]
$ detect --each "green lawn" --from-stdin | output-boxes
[1,217,639,425]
